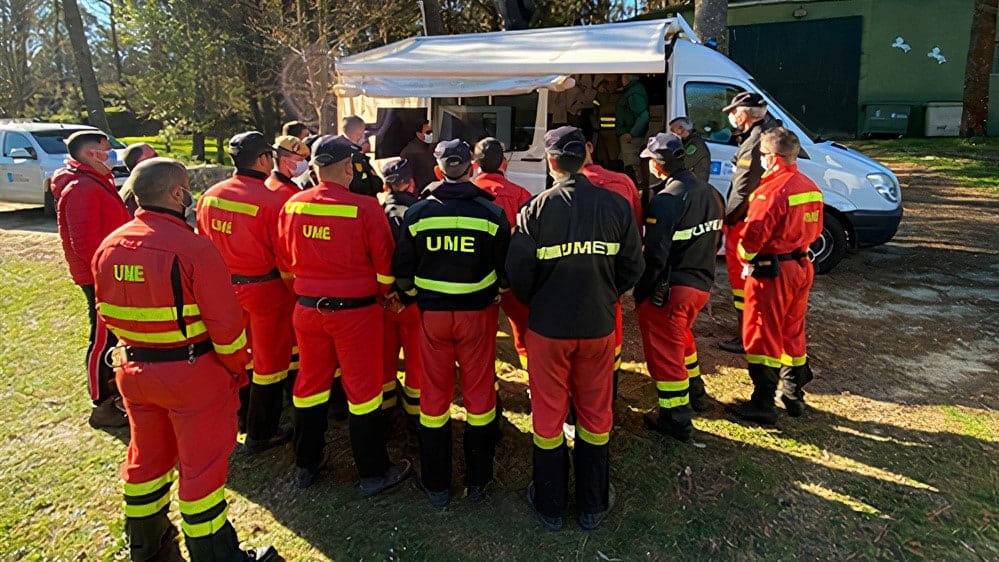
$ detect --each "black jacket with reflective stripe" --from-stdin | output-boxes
[725,114,780,224]
[634,169,724,303]
[506,174,644,339]
[392,181,510,311]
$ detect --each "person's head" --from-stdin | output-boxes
[433,139,474,181]
[759,127,801,171]
[416,120,433,144]
[723,92,768,132]
[127,157,191,212]
[282,120,311,139]
[228,131,273,173]
[622,74,639,87]
[273,135,310,178]
[310,135,355,185]
[544,126,587,180]
[381,158,415,193]
[641,132,686,180]
[474,137,506,174]
[66,131,113,173]
[668,117,694,140]
[122,143,158,172]
[341,116,366,145]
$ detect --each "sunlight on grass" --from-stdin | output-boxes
[795,481,882,516]
[832,426,931,448]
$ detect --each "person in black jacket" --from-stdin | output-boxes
[339,115,383,197]
[507,126,644,532]
[668,117,711,183]
[635,133,725,442]
[399,120,437,192]
[393,139,510,509]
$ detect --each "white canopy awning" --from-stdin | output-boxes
[334,19,675,98]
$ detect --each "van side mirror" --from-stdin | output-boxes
[8,147,36,159]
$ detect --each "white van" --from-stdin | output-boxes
[334,17,902,273]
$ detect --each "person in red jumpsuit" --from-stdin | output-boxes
[472,137,531,370]
[93,158,278,561]
[54,130,131,428]
[276,135,411,492]
[727,127,823,424]
[197,131,294,453]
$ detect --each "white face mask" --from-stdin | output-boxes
[728,112,741,130]
[422,133,434,144]
[292,160,309,177]
[760,156,769,171]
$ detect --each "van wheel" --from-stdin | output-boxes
[810,211,847,274]
[44,185,56,217]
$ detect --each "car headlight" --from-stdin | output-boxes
[867,172,899,203]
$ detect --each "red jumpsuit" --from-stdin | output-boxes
[197,170,295,442]
[581,163,643,371]
[738,163,823,405]
[473,171,531,368]
[265,171,306,381]
[92,208,251,560]
[276,179,397,478]
[724,221,748,311]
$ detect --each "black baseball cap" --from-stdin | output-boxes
[474,137,505,171]
[640,133,685,162]
[228,131,271,158]
[310,135,354,166]
[544,126,587,158]
[381,158,413,184]
[722,92,767,113]
[434,139,473,169]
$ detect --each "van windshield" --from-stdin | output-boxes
[31,129,126,155]
[750,80,818,142]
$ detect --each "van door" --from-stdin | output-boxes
[0,131,45,204]
[671,78,747,197]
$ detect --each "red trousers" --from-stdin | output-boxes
[292,303,383,414]
[384,303,424,415]
[234,279,295,385]
[637,286,709,408]
[743,258,814,368]
[724,222,747,311]
[526,330,615,448]
[613,300,624,370]
[500,291,530,369]
[117,352,239,534]
[418,307,499,428]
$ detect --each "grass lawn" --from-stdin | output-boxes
[845,137,999,193]
[118,135,233,167]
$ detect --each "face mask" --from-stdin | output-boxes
[180,188,194,211]
[104,152,118,170]
[728,112,741,130]
[422,133,433,144]
[760,156,769,171]
[292,160,309,177]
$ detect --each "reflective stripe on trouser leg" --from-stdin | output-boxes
[123,469,176,560]
[613,300,623,370]
[179,486,240,561]
[239,281,294,440]
[574,438,610,516]
[401,384,421,416]
[291,304,337,469]
[380,380,398,410]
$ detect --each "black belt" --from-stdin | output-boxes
[298,295,377,311]
[231,269,280,285]
[775,250,808,261]
[124,339,213,363]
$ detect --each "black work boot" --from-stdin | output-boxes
[717,336,745,354]
[780,361,814,417]
[464,419,498,495]
[574,437,611,529]
[688,376,712,412]
[183,519,241,561]
[245,382,289,452]
[126,508,174,561]
[243,545,281,561]
[329,376,348,421]
[530,442,569,531]
[643,405,693,442]
[727,364,779,424]
[89,396,128,429]
[293,403,330,489]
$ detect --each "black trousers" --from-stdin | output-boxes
[81,284,118,405]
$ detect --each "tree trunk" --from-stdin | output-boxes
[961,0,998,136]
[192,131,206,161]
[61,0,111,132]
[421,0,444,35]
[694,0,728,55]
[216,136,225,165]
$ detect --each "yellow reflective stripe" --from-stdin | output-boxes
[415,271,497,294]
[293,390,330,408]
[732,289,745,298]
[349,394,383,416]
[659,395,691,408]
[656,380,689,392]
[123,470,176,497]
[466,407,496,426]
[213,329,247,355]
[519,354,528,370]
[382,396,398,409]
[533,433,564,449]
[684,353,698,365]
[376,273,395,284]
[746,354,784,368]
[536,241,621,260]
[201,196,259,217]
[178,486,225,516]
[421,411,450,428]
[181,506,229,538]
[408,216,499,236]
[576,426,609,446]
[253,370,287,385]
[402,401,420,415]
[788,191,823,207]
[402,385,421,399]
[110,322,207,344]
[734,301,745,311]
[404,288,418,297]
[99,303,200,322]
[284,201,358,218]
[280,270,294,280]
[382,381,397,392]
[737,242,757,262]
[124,493,172,518]
[781,353,808,367]
[687,366,701,378]
[646,217,658,225]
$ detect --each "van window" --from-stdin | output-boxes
[434,93,538,152]
[3,132,34,157]
[683,82,744,144]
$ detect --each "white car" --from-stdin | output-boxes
[0,120,129,215]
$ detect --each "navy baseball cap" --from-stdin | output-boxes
[228,131,271,158]
[310,135,354,166]
[381,158,413,184]
[722,92,767,112]
[640,133,685,161]
[544,126,587,158]
[434,139,473,169]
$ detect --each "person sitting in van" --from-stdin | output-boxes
[668,117,711,183]
[615,74,649,191]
